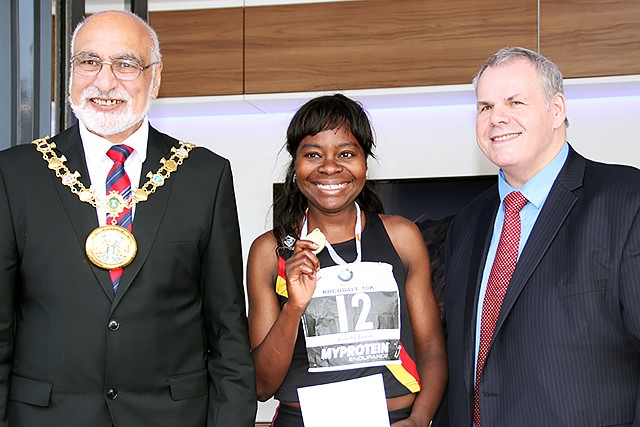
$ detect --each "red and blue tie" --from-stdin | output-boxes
[106,144,134,293]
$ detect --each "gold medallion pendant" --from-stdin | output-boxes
[85,225,138,269]
[32,136,195,269]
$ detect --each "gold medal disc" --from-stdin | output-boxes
[85,225,137,269]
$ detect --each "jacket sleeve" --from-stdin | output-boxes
[0,165,17,427]
[202,159,257,426]
[620,206,640,426]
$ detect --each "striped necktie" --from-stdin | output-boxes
[106,144,134,294]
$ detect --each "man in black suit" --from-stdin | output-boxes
[0,10,256,426]
[435,47,640,426]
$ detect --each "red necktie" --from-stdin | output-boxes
[106,144,134,294]
[474,191,528,427]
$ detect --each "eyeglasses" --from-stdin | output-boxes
[71,55,158,81]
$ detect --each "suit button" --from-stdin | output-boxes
[106,388,118,400]
[107,320,119,331]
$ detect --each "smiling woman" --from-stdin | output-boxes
[246,94,447,427]
[293,125,367,215]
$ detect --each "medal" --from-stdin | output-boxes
[33,137,194,269]
[300,202,363,281]
[85,225,137,269]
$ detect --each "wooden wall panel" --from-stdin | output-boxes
[145,1,639,99]
[149,8,244,97]
[244,0,538,94]
[540,0,640,78]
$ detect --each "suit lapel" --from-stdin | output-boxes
[49,126,115,299]
[493,147,585,337]
[112,127,175,305]
[462,190,500,390]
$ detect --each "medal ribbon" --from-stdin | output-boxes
[300,202,362,265]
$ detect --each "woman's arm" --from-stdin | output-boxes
[246,231,320,401]
[382,215,448,427]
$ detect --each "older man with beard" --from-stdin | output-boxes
[0,10,256,427]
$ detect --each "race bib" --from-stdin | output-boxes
[301,262,401,372]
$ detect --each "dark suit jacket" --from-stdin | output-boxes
[0,125,256,426]
[435,146,640,426]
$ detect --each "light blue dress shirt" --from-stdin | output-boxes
[473,142,570,382]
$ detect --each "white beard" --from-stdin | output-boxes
[69,85,153,137]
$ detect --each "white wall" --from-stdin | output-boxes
[148,76,640,421]
[149,76,640,262]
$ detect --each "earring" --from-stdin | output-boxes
[293,173,297,183]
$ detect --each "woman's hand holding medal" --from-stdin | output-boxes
[305,228,326,254]
[284,229,326,312]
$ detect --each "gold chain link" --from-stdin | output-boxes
[32,136,195,210]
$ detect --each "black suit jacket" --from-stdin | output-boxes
[435,146,640,426]
[0,125,256,426]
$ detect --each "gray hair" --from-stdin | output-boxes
[472,47,568,127]
[71,10,162,63]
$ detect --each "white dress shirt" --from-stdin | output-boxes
[79,118,149,226]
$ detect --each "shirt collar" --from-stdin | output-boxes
[498,142,569,209]
[79,117,149,166]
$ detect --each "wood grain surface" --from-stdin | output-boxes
[147,1,640,98]
[244,0,537,93]
[540,0,640,78]
[150,8,244,97]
